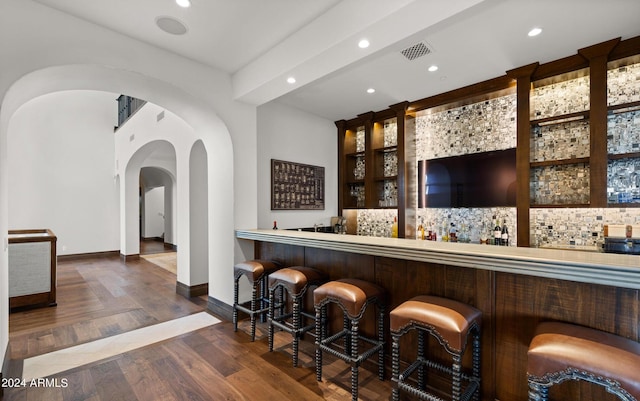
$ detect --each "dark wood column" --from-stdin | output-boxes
[506,63,538,247]
[335,119,347,216]
[358,111,375,209]
[389,101,409,238]
[578,38,620,207]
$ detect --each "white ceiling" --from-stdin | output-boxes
[33,0,640,121]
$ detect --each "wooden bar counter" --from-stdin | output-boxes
[236,229,640,401]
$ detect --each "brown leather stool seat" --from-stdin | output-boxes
[267,266,328,367]
[314,278,386,401]
[527,322,640,401]
[233,259,281,341]
[390,295,482,401]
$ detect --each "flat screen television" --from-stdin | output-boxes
[418,148,516,208]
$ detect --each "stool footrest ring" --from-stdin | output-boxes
[397,379,479,401]
[398,358,476,383]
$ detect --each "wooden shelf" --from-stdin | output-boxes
[530,157,590,168]
[530,110,589,127]
[531,203,591,208]
[374,146,397,153]
[608,152,640,160]
[374,175,398,182]
[345,151,365,158]
[608,202,640,208]
[607,100,640,114]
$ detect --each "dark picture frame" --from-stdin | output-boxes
[271,159,324,210]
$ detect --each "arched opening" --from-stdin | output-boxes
[0,65,235,317]
[140,166,176,254]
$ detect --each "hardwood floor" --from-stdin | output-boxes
[3,254,394,401]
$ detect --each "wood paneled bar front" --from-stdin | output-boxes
[236,229,640,401]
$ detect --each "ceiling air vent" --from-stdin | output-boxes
[400,42,433,61]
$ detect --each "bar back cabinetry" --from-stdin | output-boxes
[529,69,591,207]
[337,104,408,237]
[338,36,640,246]
[8,229,57,310]
[606,56,640,206]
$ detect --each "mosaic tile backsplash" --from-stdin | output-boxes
[416,95,517,160]
[384,120,398,147]
[382,151,398,177]
[355,209,398,237]
[608,110,640,155]
[531,75,590,119]
[348,63,640,248]
[356,127,365,153]
[530,208,640,247]
[530,121,590,162]
[415,207,516,245]
[608,158,640,204]
[607,62,640,106]
[531,164,590,205]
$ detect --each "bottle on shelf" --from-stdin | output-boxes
[480,222,488,244]
[449,222,457,242]
[273,220,278,230]
[442,219,449,242]
[501,218,509,246]
[458,223,468,243]
[417,218,425,240]
[493,216,501,246]
[391,217,398,238]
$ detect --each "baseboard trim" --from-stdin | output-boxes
[176,282,208,298]
[120,253,140,262]
[207,296,233,322]
[141,237,163,242]
[57,250,120,262]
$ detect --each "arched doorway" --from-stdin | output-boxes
[1,65,235,308]
[140,166,176,254]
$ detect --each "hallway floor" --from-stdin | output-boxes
[3,254,394,401]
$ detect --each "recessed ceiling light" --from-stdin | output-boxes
[287,77,296,84]
[528,27,542,37]
[428,65,438,72]
[367,88,375,94]
[176,0,191,7]
[358,39,370,49]
[156,16,188,35]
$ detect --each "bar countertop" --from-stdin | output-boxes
[235,229,640,290]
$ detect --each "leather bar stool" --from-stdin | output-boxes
[390,295,482,401]
[314,278,386,401]
[527,322,640,401]
[233,259,281,341]
[267,266,328,367]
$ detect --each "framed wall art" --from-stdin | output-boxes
[271,159,324,210]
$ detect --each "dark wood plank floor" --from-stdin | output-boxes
[3,252,394,401]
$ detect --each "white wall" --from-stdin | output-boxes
[0,0,257,367]
[143,187,165,239]
[8,90,120,255]
[257,101,337,230]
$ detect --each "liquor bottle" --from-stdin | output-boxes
[480,222,488,244]
[501,219,509,246]
[449,222,457,242]
[273,220,278,230]
[417,218,424,240]
[430,221,437,241]
[391,217,398,238]
[442,219,449,242]
[493,216,501,246]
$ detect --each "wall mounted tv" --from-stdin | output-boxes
[418,148,516,208]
